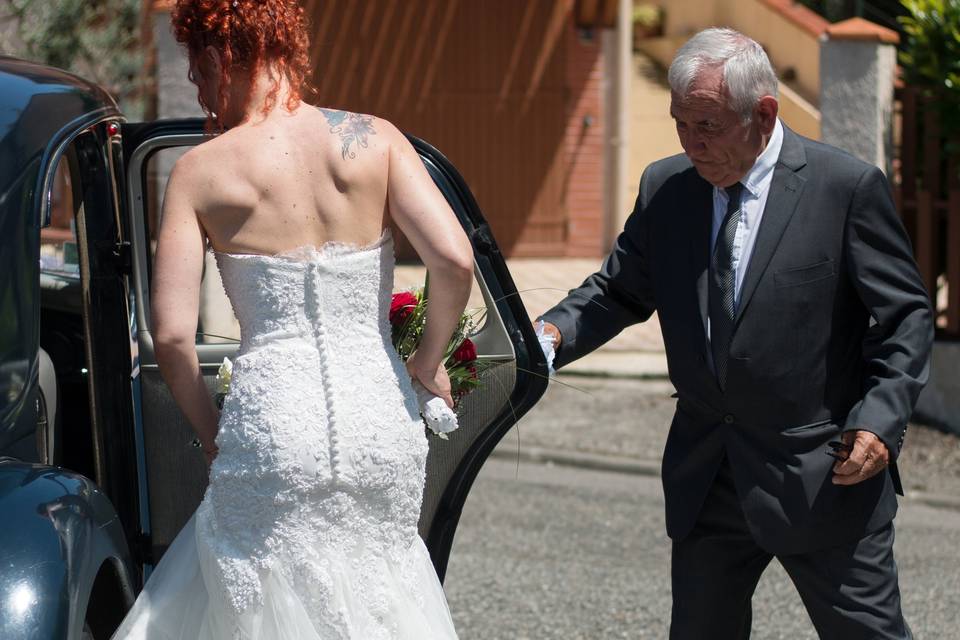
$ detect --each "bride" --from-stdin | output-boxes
[112,1,472,638]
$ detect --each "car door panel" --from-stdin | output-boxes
[121,120,548,577]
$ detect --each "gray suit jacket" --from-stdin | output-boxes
[541,126,934,554]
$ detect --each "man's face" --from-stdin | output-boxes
[669,66,773,188]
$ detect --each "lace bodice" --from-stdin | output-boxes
[195,229,434,636]
[215,232,394,355]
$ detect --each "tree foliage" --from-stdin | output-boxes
[0,0,145,118]
[798,0,858,22]
[899,0,960,138]
[898,0,960,91]
[798,0,908,30]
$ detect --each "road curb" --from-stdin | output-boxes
[490,445,661,477]
[902,490,960,511]
[489,445,960,513]
[556,350,671,381]
[558,369,671,381]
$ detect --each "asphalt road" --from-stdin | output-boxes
[443,458,960,639]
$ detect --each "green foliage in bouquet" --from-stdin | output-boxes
[389,282,487,406]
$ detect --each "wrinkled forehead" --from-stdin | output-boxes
[670,66,734,117]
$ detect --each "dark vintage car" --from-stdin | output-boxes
[0,56,548,639]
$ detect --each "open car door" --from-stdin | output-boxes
[120,119,549,582]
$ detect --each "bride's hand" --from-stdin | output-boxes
[406,353,454,409]
[198,435,219,467]
[203,446,219,467]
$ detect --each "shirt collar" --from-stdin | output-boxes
[737,118,783,198]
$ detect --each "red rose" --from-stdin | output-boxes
[453,338,477,363]
[468,364,478,380]
[390,291,418,325]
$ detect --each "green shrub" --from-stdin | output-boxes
[632,4,663,28]
[0,0,145,119]
[899,0,960,137]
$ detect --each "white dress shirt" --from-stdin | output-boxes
[710,118,784,309]
[705,119,784,361]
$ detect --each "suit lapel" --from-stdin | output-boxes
[687,171,714,343]
[734,127,808,324]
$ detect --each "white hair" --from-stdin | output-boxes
[667,28,778,122]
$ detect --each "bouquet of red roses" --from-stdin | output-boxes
[389,287,484,408]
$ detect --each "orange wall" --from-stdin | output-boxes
[564,25,605,257]
[301,0,606,258]
[151,0,609,258]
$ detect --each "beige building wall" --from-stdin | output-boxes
[660,0,826,104]
[636,39,820,140]
[638,0,825,139]
[661,0,723,36]
[777,84,820,139]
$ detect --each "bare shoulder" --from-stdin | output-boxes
[166,142,209,193]
[165,135,241,209]
[170,134,231,184]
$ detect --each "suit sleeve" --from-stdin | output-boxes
[842,166,934,461]
[539,169,658,369]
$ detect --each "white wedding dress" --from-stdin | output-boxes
[112,229,459,639]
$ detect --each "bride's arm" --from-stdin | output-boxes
[384,125,473,405]
[151,156,220,458]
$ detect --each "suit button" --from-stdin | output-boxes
[723,414,735,425]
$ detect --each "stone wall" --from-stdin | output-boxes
[660,0,828,104]
[819,19,898,174]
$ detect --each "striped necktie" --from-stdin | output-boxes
[709,182,744,389]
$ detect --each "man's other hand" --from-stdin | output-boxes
[534,320,561,376]
[831,430,890,486]
[537,321,562,348]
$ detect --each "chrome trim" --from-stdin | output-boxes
[74,146,100,484]
[37,109,120,229]
[111,131,153,548]
[127,281,153,550]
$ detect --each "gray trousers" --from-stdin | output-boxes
[670,457,911,640]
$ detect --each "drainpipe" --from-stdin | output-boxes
[603,0,631,250]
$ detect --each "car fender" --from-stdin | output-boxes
[0,459,135,639]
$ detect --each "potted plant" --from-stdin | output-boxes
[633,3,664,44]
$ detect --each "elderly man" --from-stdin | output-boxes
[539,28,932,639]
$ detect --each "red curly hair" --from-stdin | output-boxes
[171,0,313,129]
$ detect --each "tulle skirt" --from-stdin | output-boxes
[111,514,459,639]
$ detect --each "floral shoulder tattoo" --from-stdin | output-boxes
[318,108,376,160]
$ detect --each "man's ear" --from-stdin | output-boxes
[755,96,779,135]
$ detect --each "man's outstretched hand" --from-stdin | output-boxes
[831,430,890,486]
[534,320,562,377]
[537,321,562,348]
